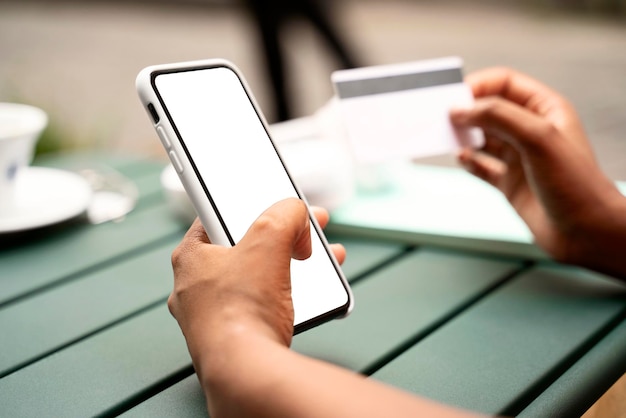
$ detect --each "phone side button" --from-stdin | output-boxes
[169,150,184,174]
[156,125,172,148]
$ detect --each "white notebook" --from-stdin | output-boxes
[329,162,626,260]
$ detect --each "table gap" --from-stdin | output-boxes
[96,366,195,418]
[362,260,535,377]
[0,297,169,379]
[502,306,626,416]
[0,231,183,310]
[347,244,416,285]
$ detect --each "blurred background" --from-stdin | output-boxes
[1,0,626,415]
[1,0,626,180]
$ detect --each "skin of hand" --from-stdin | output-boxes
[450,67,626,279]
[168,198,345,355]
[168,198,481,418]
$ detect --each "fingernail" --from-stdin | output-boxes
[456,149,472,164]
[450,104,475,118]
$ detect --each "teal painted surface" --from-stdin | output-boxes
[0,305,191,418]
[0,155,180,306]
[519,319,626,417]
[327,235,405,281]
[121,375,209,418]
[0,203,186,305]
[0,238,179,377]
[120,237,407,417]
[3,155,626,417]
[123,247,521,418]
[292,248,523,372]
[123,236,404,417]
[372,265,626,415]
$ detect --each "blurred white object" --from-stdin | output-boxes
[272,99,355,210]
[0,167,92,234]
[78,165,138,224]
[160,99,355,225]
[0,102,48,215]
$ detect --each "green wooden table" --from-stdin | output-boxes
[2,154,626,417]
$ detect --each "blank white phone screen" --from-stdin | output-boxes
[155,66,349,325]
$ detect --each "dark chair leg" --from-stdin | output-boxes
[298,0,360,70]
[243,1,292,121]
[243,0,360,122]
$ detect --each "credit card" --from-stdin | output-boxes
[332,57,484,164]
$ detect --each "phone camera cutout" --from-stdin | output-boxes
[147,103,160,124]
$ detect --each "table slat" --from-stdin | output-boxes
[518,318,626,417]
[372,265,626,416]
[116,248,522,418]
[0,238,179,377]
[121,375,208,418]
[0,305,191,418]
[292,248,522,372]
[0,203,186,306]
[326,235,406,282]
[6,154,625,418]
[113,238,413,417]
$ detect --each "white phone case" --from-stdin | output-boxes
[136,59,353,333]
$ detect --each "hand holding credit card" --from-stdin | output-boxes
[331,57,484,164]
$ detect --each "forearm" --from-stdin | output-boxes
[192,324,483,418]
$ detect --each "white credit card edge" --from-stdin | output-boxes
[331,56,463,84]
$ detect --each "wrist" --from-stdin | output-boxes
[182,307,288,376]
[568,186,626,279]
[190,320,293,417]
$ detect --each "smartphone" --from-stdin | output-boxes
[136,59,353,333]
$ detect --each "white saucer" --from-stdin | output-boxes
[0,166,92,234]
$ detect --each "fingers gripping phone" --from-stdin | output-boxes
[136,59,353,333]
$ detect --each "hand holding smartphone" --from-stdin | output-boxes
[136,59,353,333]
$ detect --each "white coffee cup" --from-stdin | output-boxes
[0,102,48,215]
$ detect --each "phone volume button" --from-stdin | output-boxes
[169,150,184,174]
[156,126,172,148]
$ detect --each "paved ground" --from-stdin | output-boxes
[1,0,625,179]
